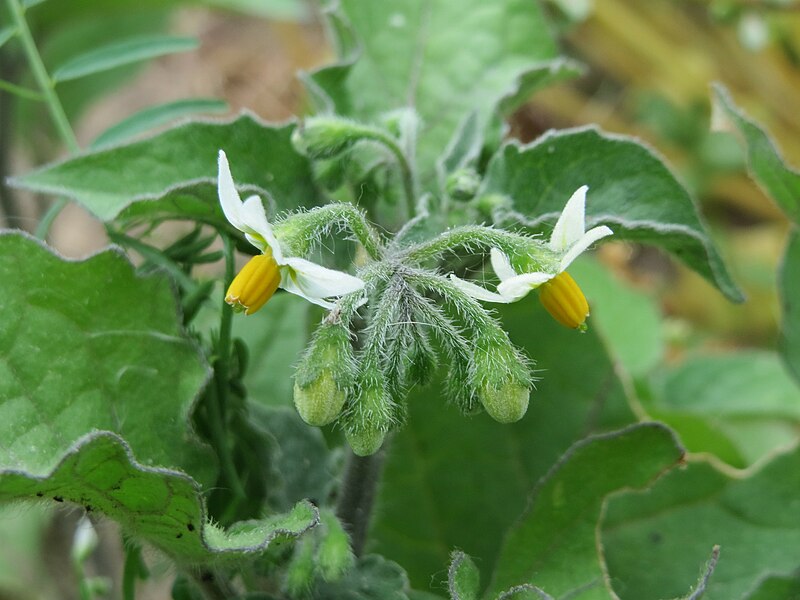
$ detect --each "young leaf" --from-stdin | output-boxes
[711,83,800,224]
[481,127,743,302]
[10,115,320,222]
[0,232,213,484]
[91,98,229,149]
[0,433,317,562]
[310,555,412,599]
[51,35,198,83]
[781,230,800,385]
[370,302,636,589]
[603,447,800,599]
[485,423,684,598]
[448,551,480,600]
[307,0,577,182]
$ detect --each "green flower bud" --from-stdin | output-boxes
[478,382,530,424]
[472,336,533,424]
[316,509,354,581]
[294,324,355,426]
[291,117,374,160]
[475,193,512,217]
[445,167,481,202]
[343,376,395,456]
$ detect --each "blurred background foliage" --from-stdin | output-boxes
[1,0,799,598]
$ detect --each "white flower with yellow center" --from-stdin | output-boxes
[451,185,613,329]
[218,150,365,314]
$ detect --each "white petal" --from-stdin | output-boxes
[449,275,513,303]
[558,224,613,272]
[217,150,245,231]
[281,257,365,300]
[497,272,554,300]
[490,248,518,281]
[549,185,588,252]
[241,195,282,261]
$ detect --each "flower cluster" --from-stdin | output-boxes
[217,151,612,453]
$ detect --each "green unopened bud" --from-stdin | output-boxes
[472,336,533,424]
[475,193,512,217]
[294,324,355,426]
[343,377,395,456]
[446,168,481,202]
[292,117,375,160]
[317,509,354,581]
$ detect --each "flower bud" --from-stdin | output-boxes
[538,271,590,330]
[475,193,512,217]
[291,117,373,160]
[446,168,481,202]
[343,378,394,456]
[472,337,532,424]
[294,324,355,426]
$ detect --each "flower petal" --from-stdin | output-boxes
[490,248,518,281]
[449,275,513,303]
[281,257,365,300]
[558,224,613,272]
[218,150,246,231]
[549,185,588,252]
[497,271,554,300]
[241,195,282,260]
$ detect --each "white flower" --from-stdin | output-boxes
[218,150,365,312]
[450,186,612,329]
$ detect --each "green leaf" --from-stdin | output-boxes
[52,35,198,83]
[311,555,411,599]
[745,573,800,600]
[569,257,664,377]
[0,232,212,483]
[370,301,636,590]
[0,432,318,563]
[308,0,576,181]
[651,350,800,466]
[0,232,318,562]
[486,423,684,599]
[481,127,743,302]
[0,26,15,50]
[92,98,229,148]
[602,447,800,599]
[10,116,320,222]
[448,551,480,600]
[711,84,800,223]
[781,229,800,385]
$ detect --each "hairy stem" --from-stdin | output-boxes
[362,130,417,220]
[335,446,387,556]
[403,225,546,265]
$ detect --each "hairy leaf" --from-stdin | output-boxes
[448,551,480,600]
[711,84,800,223]
[481,127,743,302]
[311,555,412,599]
[308,0,577,181]
[486,424,684,599]
[10,116,319,222]
[603,448,800,599]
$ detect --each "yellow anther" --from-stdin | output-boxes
[538,271,590,330]
[225,250,281,315]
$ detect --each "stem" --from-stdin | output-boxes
[403,225,546,265]
[188,569,238,600]
[363,130,417,220]
[5,0,79,152]
[206,236,246,500]
[335,446,387,556]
